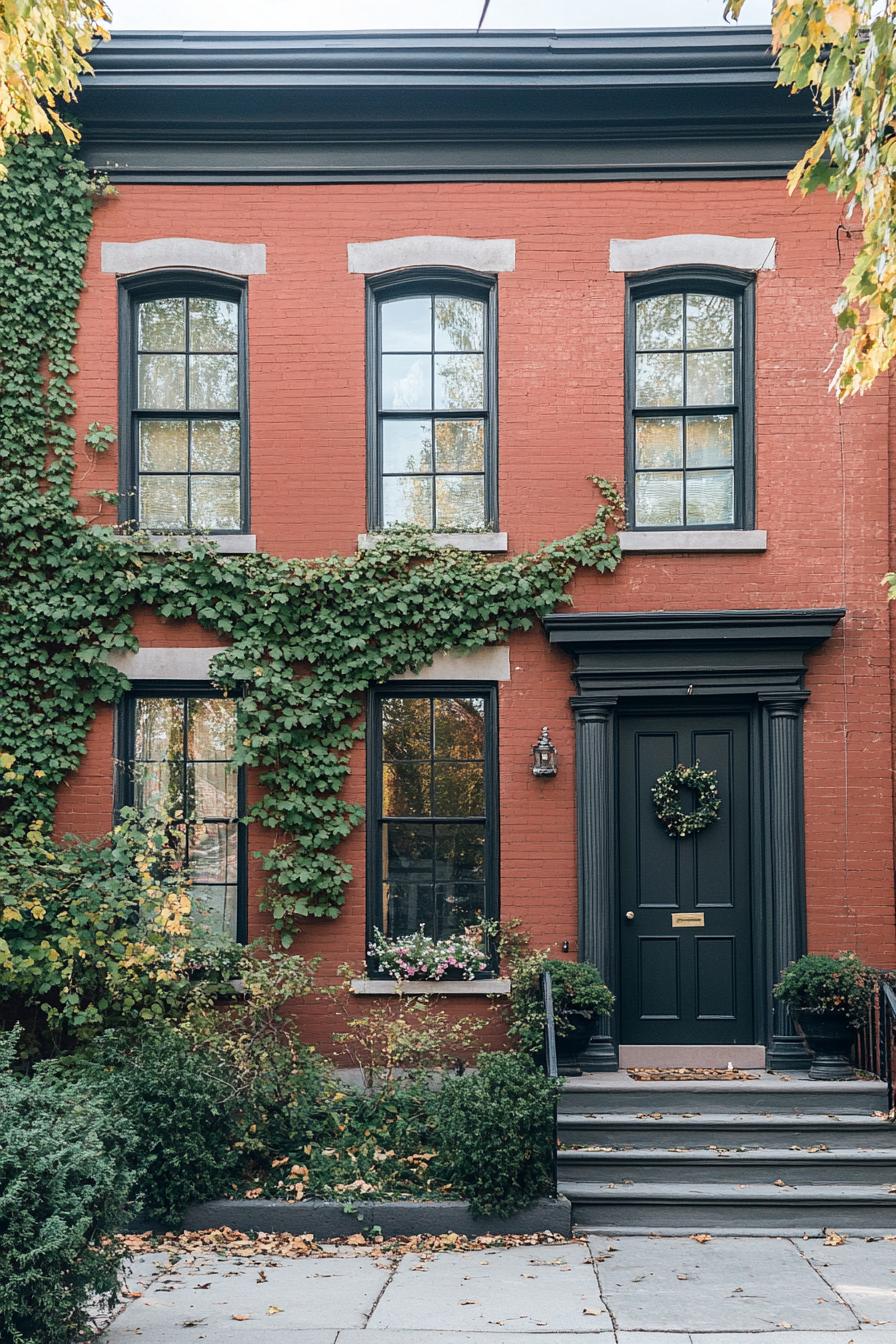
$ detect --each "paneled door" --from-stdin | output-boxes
[618,711,754,1045]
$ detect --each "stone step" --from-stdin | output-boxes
[558,1076,888,1116]
[557,1111,896,1148]
[557,1146,896,1185]
[565,1179,896,1231]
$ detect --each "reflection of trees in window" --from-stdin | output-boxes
[377,693,492,941]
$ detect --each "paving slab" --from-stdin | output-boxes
[799,1238,896,1326]
[336,1334,608,1343]
[367,1243,610,1333]
[697,1334,896,1344]
[103,1250,390,1339]
[589,1234,857,1333]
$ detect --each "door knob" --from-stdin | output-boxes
[625,910,635,921]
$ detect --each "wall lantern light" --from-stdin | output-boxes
[531,726,558,777]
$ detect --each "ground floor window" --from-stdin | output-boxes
[367,685,498,948]
[117,686,245,939]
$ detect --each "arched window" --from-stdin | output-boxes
[626,268,755,530]
[119,272,248,533]
[366,269,497,532]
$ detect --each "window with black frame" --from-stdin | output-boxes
[121,275,247,532]
[369,689,497,947]
[627,270,754,530]
[118,689,245,940]
[368,272,497,532]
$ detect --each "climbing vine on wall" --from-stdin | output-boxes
[0,136,624,942]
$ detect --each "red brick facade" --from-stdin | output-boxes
[58,175,896,1050]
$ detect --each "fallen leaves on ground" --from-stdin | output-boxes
[690,1233,712,1243]
[824,1228,846,1246]
[119,1227,576,1262]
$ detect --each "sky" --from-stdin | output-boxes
[110,0,773,34]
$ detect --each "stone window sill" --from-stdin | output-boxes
[620,529,767,554]
[358,532,508,553]
[136,533,257,554]
[350,977,511,996]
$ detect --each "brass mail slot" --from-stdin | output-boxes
[671,912,705,928]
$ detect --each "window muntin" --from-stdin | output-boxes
[122,691,243,939]
[125,281,246,533]
[629,277,750,530]
[370,275,495,531]
[372,690,496,945]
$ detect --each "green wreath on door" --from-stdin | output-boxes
[651,761,721,839]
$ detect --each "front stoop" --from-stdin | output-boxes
[557,1070,896,1233]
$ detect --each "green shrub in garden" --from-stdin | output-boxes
[773,951,876,1027]
[0,1033,133,1344]
[435,1051,559,1217]
[77,1026,240,1226]
[508,953,614,1055]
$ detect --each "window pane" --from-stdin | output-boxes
[686,469,735,525]
[381,354,432,410]
[189,298,238,352]
[686,351,733,406]
[139,420,189,472]
[434,296,484,352]
[382,881,436,939]
[135,698,183,760]
[139,475,188,529]
[192,884,238,938]
[434,354,484,410]
[382,697,430,760]
[382,475,433,527]
[435,882,485,936]
[191,474,241,531]
[188,761,237,819]
[635,470,683,526]
[687,293,734,349]
[189,822,238,883]
[634,417,683,470]
[188,698,236,761]
[190,419,241,472]
[189,354,238,410]
[382,419,433,473]
[434,696,485,759]
[434,419,484,472]
[433,761,484,816]
[686,414,734,467]
[381,296,432,352]
[384,822,433,881]
[635,352,683,408]
[133,760,183,815]
[383,761,431,816]
[434,476,485,531]
[138,354,186,410]
[139,297,185,351]
[636,293,683,351]
[435,823,485,882]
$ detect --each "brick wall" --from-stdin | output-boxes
[57,177,896,1050]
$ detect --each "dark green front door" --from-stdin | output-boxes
[618,710,754,1045]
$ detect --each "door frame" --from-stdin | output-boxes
[543,608,845,1072]
[615,700,764,1049]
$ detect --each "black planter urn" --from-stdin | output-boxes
[556,1010,598,1074]
[795,1010,857,1081]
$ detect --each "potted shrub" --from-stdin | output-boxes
[509,953,614,1070]
[773,951,876,1080]
[368,925,491,982]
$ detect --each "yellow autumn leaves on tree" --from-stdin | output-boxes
[727,0,896,399]
[0,0,109,171]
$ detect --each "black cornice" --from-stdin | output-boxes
[77,28,822,183]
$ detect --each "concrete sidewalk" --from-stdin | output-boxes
[102,1233,896,1343]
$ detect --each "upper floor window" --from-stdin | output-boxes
[117,687,246,940]
[120,273,248,533]
[367,270,497,532]
[626,269,754,530]
[366,687,498,957]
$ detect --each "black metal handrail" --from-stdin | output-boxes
[854,972,896,1113]
[540,968,559,1196]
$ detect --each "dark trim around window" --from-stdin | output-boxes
[115,681,248,944]
[365,267,498,532]
[624,266,755,531]
[118,269,250,533]
[365,682,500,974]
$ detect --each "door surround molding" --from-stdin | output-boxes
[544,608,845,1072]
